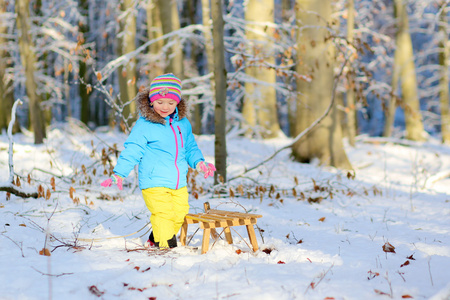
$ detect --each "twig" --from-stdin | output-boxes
[31,267,73,277]
[231,227,253,252]
[383,271,393,298]
[186,228,200,246]
[428,257,434,286]
[305,264,334,294]
[0,233,25,257]
[210,228,226,250]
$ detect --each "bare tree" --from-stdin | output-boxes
[344,0,356,146]
[0,0,17,133]
[211,0,227,183]
[438,2,449,144]
[158,0,183,76]
[242,0,282,138]
[118,0,138,126]
[16,0,46,144]
[147,0,165,80]
[79,0,91,126]
[383,0,425,141]
[292,0,352,169]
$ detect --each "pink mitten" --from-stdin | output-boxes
[101,174,123,190]
[196,161,216,178]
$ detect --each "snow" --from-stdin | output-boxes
[1,125,450,300]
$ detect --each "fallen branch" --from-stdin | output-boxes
[31,267,73,277]
[0,185,39,198]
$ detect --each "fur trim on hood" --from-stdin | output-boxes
[136,87,187,125]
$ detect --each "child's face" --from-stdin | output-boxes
[152,98,177,118]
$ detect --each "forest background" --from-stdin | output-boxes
[0,0,448,181]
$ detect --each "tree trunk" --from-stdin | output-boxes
[242,0,281,139]
[79,0,90,126]
[16,0,45,144]
[292,0,352,170]
[195,0,216,135]
[158,0,183,77]
[439,6,450,144]
[147,0,165,80]
[201,0,214,79]
[384,0,425,141]
[186,0,202,134]
[118,0,137,126]
[280,0,296,137]
[211,0,227,183]
[345,0,356,146]
[0,0,17,133]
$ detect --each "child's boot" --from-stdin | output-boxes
[167,235,177,248]
[146,231,159,247]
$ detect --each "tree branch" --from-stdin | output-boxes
[0,185,39,198]
[228,52,351,182]
[7,99,22,184]
[1,99,39,199]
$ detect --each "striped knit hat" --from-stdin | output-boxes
[149,73,182,103]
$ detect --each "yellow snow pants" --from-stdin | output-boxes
[142,186,189,248]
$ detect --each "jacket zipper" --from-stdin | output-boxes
[177,126,184,148]
[169,118,180,189]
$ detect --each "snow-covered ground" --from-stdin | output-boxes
[1,123,449,300]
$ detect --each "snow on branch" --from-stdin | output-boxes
[98,24,204,81]
[7,99,21,184]
[0,99,39,199]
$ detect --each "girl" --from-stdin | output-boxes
[101,73,216,248]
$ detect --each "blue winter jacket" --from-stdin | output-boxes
[113,92,204,190]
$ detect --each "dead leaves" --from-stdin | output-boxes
[15,176,21,187]
[374,289,391,296]
[382,242,396,253]
[406,254,415,260]
[400,260,410,268]
[88,285,104,297]
[262,248,273,255]
[45,189,51,200]
[39,248,51,256]
[382,243,417,268]
[367,270,380,280]
[68,186,80,204]
[37,185,45,198]
[133,266,151,273]
[50,177,55,191]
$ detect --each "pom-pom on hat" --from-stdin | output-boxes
[149,73,182,103]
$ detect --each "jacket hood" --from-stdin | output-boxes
[136,87,187,125]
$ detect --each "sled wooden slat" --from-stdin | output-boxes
[180,202,262,254]
[208,209,262,219]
